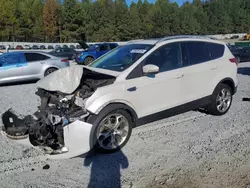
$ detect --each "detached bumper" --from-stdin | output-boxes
[2,110,94,159]
[49,120,93,159]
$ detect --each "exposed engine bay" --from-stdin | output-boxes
[1,66,116,155]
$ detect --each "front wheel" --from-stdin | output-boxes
[207,84,233,116]
[84,56,94,65]
[87,109,133,153]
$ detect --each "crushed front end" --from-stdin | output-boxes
[1,65,116,157]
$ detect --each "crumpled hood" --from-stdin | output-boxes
[36,65,119,94]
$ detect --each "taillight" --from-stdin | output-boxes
[61,59,69,62]
[229,58,238,66]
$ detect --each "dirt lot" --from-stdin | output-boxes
[0,62,250,188]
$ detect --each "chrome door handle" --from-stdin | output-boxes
[40,61,45,64]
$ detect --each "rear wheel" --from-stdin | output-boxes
[84,56,94,65]
[44,68,57,77]
[87,109,133,153]
[207,83,233,116]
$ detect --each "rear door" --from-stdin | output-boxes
[0,53,27,82]
[97,44,109,57]
[23,53,51,78]
[180,41,224,103]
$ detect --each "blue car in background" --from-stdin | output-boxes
[75,42,119,65]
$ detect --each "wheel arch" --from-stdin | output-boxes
[88,102,138,126]
[215,77,236,95]
[44,66,58,76]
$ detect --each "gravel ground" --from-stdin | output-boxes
[0,62,250,188]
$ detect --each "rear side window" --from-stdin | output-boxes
[206,42,225,59]
[182,41,211,65]
[25,53,50,62]
[109,43,118,49]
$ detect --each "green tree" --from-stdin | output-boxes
[43,0,59,42]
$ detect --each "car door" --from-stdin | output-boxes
[0,53,27,82]
[240,47,250,62]
[96,44,109,57]
[179,41,221,103]
[124,42,185,118]
[23,53,50,78]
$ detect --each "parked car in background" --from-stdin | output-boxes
[48,47,77,60]
[40,45,46,49]
[0,45,6,50]
[24,45,31,49]
[76,45,82,49]
[63,45,69,48]
[229,45,250,63]
[75,42,119,65]
[48,45,54,49]
[32,45,39,50]
[0,51,69,84]
[55,45,61,49]
[16,45,24,50]
[70,45,76,49]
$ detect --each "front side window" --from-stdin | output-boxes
[143,42,182,72]
[0,54,20,65]
[89,44,153,72]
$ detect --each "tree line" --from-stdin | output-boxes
[0,0,250,43]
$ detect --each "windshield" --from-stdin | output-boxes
[89,44,153,72]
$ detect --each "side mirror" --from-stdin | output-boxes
[142,64,159,75]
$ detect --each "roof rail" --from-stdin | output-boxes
[125,39,145,44]
[155,35,217,44]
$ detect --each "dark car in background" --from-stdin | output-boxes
[75,42,119,65]
[48,47,77,60]
[0,45,6,50]
[32,45,39,50]
[40,45,46,49]
[48,45,54,49]
[229,45,250,63]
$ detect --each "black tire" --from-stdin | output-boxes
[84,56,94,65]
[87,108,133,154]
[206,83,233,116]
[44,68,57,77]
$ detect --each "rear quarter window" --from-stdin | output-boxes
[206,42,225,60]
[182,41,211,65]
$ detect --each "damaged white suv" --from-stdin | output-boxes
[2,35,238,158]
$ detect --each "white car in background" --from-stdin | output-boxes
[2,35,238,159]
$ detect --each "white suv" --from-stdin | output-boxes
[2,35,238,156]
